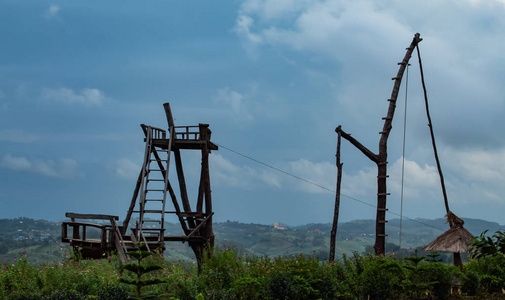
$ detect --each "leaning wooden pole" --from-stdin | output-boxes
[416,46,450,217]
[417,45,464,268]
[336,33,422,255]
[330,126,344,261]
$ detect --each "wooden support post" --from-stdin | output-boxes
[330,126,343,261]
[200,124,214,249]
[173,149,196,231]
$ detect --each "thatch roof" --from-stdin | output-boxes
[422,211,474,253]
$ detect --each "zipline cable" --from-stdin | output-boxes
[399,63,410,255]
[214,142,445,232]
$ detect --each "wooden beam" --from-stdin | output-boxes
[335,126,379,163]
[65,213,119,221]
[173,148,196,230]
[163,103,175,128]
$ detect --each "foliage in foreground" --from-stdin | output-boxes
[1,234,505,299]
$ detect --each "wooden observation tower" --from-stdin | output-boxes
[62,103,217,263]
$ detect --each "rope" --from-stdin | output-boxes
[399,63,410,255]
[214,142,445,232]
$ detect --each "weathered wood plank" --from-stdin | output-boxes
[65,213,119,221]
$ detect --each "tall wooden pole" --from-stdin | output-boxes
[330,126,343,261]
[336,33,422,255]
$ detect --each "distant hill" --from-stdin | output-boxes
[0,217,503,263]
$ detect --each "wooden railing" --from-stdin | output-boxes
[61,213,121,255]
[174,126,200,140]
[141,124,167,139]
[61,222,111,248]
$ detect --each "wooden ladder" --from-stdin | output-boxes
[135,125,172,247]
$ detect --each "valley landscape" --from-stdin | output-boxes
[1,217,502,263]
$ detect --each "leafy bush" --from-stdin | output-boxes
[465,244,505,295]
[416,262,458,300]
[358,256,404,300]
[230,276,265,300]
[469,230,505,259]
[461,271,480,296]
[267,271,318,300]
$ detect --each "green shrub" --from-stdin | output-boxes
[266,271,318,300]
[230,276,265,299]
[465,252,505,295]
[461,271,480,296]
[416,262,456,300]
[358,256,404,300]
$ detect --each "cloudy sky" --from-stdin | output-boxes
[1,0,505,230]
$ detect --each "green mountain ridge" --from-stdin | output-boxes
[0,217,503,263]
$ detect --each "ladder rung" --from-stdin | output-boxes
[145,199,164,202]
[382,117,392,120]
[392,76,400,80]
[387,99,395,102]
[377,175,389,178]
[377,193,390,196]
[148,179,164,182]
[142,220,161,223]
[140,228,165,231]
[147,189,165,192]
[150,159,168,162]
[148,169,165,172]
[377,208,388,211]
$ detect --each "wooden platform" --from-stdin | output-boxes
[151,138,218,151]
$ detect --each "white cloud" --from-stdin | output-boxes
[240,0,313,20]
[387,158,440,198]
[286,159,336,193]
[115,158,141,180]
[0,130,40,143]
[444,148,505,183]
[235,16,263,44]
[42,87,105,106]
[44,5,60,20]
[0,153,80,179]
[211,154,335,193]
[1,154,31,171]
[210,154,280,188]
[213,87,253,122]
[235,0,505,143]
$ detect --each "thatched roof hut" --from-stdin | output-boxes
[423,211,474,268]
[423,211,474,253]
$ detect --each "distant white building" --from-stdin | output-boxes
[273,223,288,230]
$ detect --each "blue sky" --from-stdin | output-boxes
[1,0,505,228]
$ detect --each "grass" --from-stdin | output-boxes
[0,246,504,299]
